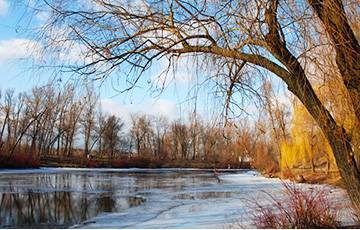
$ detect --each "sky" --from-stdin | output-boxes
[0,0,218,125]
[0,0,291,127]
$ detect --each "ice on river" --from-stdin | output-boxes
[0,168,355,228]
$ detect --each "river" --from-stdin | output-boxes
[0,168,354,228]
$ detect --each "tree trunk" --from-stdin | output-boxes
[263,0,360,213]
[290,69,360,214]
[309,0,360,122]
[325,126,360,213]
[283,67,360,214]
[288,62,360,214]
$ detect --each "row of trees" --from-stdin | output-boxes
[0,80,345,173]
[0,84,279,168]
[0,85,124,159]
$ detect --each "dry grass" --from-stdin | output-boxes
[253,182,340,228]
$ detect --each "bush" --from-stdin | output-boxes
[0,152,40,169]
[253,182,340,228]
[111,156,162,168]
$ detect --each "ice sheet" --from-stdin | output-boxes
[0,168,355,228]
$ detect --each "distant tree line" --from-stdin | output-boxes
[0,84,278,169]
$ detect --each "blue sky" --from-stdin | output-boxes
[0,0,291,127]
[0,0,218,125]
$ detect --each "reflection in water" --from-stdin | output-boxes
[0,173,146,228]
[0,171,227,228]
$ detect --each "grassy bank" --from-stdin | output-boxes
[39,155,251,169]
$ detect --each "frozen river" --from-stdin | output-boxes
[0,168,354,228]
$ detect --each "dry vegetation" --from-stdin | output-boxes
[253,183,340,228]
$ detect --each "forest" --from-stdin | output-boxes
[0,84,269,169]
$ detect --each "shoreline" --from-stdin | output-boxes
[263,170,344,189]
[0,167,251,174]
[0,154,251,170]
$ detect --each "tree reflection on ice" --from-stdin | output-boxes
[0,173,147,228]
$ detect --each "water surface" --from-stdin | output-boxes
[0,168,352,228]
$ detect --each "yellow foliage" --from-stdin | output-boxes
[279,69,358,173]
[280,101,338,172]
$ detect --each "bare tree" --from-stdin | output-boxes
[153,115,169,159]
[171,120,189,160]
[130,114,153,156]
[81,85,98,158]
[262,81,290,170]
[188,112,201,160]
[2,90,15,150]
[102,115,124,159]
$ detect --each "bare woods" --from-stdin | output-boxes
[0,85,276,170]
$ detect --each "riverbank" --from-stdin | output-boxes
[264,170,344,188]
[41,155,251,169]
[0,154,251,170]
[0,153,343,189]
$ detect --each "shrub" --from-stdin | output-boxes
[253,182,340,228]
[86,159,98,168]
[0,152,40,168]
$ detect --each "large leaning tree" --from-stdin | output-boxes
[30,0,360,212]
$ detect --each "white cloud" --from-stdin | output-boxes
[0,39,42,62]
[43,26,88,63]
[0,0,8,16]
[151,56,197,87]
[100,98,177,126]
[147,99,177,118]
[276,91,293,108]
[100,99,133,124]
[79,0,150,12]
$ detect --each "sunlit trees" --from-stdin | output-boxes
[0,84,275,169]
[130,114,153,156]
[280,101,337,173]
[101,115,124,159]
[171,120,189,160]
[152,116,169,159]
[1,90,15,151]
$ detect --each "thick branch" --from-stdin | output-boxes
[169,45,291,82]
